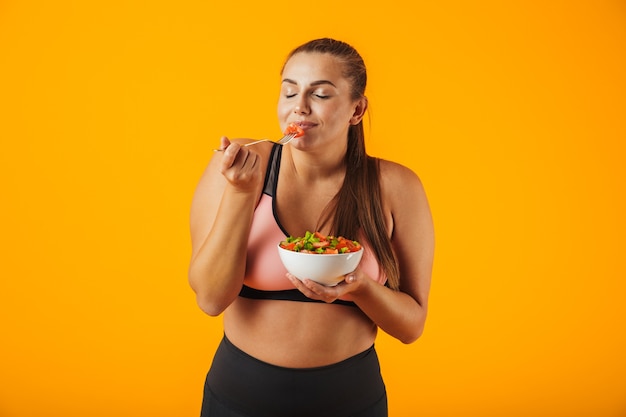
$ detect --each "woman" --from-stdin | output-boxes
[189,38,434,417]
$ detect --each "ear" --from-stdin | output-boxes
[349,96,368,125]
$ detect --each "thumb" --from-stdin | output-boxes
[220,136,231,150]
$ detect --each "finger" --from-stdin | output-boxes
[287,274,317,296]
[287,273,306,290]
[300,278,341,303]
[238,146,254,169]
[220,142,242,170]
[231,148,259,178]
[220,136,231,150]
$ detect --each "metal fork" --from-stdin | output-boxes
[213,132,297,152]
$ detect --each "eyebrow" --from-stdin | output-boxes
[281,78,337,88]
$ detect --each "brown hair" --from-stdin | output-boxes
[282,38,400,290]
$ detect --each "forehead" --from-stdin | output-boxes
[282,52,347,85]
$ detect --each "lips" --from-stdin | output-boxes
[294,121,317,130]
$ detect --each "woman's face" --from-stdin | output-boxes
[278,52,363,149]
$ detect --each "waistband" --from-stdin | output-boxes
[205,334,386,417]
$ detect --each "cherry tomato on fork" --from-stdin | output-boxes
[284,123,305,138]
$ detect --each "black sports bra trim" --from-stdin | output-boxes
[239,284,358,307]
[264,144,290,237]
[262,143,280,196]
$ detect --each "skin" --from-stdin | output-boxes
[188,52,434,368]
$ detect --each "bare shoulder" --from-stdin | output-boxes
[378,158,420,178]
[378,159,426,198]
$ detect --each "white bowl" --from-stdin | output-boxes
[277,244,364,286]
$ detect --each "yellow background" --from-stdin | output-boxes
[1,1,625,416]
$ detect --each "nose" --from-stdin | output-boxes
[294,96,310,115]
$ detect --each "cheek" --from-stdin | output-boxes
[277,100,291,120]
[324,105,353,125]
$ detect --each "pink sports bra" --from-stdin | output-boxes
[239,145,387,307]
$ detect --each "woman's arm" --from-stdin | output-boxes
[287,161,434,343]
[188,138,267,316]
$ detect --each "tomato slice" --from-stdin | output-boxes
[313,231,326,240]
[344,240,358,252]
[312,241,330,248]
[284,123,305,138]
[280,242,297,251]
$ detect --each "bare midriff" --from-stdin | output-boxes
[223,297,377,368]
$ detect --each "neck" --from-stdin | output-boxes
[284,144,347,182]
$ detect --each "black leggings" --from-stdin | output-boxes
[201,335,387,417]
